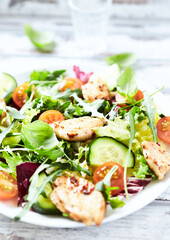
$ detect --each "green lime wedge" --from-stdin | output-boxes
[0,73,17,103]
[24,23,56,52]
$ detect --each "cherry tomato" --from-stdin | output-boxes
[157,117,170,143]
[0,98,6,120]
[93,162,124,196]
[58,78,83,92]
[38,110,65,125]
[0,171,18,200]
[12,82,34,108]
[115,89,144,107]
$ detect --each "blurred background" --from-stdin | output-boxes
[0,0,170,88]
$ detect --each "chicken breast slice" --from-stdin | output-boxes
[50,176,106,226]
[141,141,170,180]
[53,116,105,141]
[82,75,111,102]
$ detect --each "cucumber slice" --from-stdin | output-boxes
[0,73,17,103]
[33,201,61,215]
[88,137,134,168]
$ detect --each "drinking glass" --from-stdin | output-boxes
[68,0,111,56]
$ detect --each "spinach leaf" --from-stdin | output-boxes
[21,120,58,150]
[105,53,137,69]
[116,67,138,101]
[142,93,157,142]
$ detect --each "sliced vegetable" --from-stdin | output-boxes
[115,89,144,107]
[88,137,134,168]
[12,82,34,108]
[0,170,18,200]
[38,110,65,125]
[157,116,170,143]
[58,78,83,92]
[0,73,17,103]
[24,23,56,52]
[93,162,124,196]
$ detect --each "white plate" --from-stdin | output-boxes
[0,63,170,228]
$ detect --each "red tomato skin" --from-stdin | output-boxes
[58,78,83,92]
[38,110,65,125]
[0,171,18,201]
[93,162,124,196]
[157,117,170,143]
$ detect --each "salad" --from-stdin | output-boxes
[0,64,170,226]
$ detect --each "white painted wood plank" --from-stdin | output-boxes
[0,200,169,240]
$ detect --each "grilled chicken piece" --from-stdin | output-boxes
[82,75,111,102]
[50,176,106,226]
[141,141,170,180]
[53,116,105,141]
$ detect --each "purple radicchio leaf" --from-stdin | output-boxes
[73,65,93,84]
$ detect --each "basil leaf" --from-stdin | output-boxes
[105,53,137,69]
[21,120,58,150]
[142,92,157,142]
[116,67,138,101]
[6,106,25,120]
[24,23,56,52]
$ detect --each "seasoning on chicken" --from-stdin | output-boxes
[82,75,111,102]
[53,116,105,141]
[141,141,170,180]
[50,176,106,226]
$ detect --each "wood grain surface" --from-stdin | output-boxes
[0,0,170,239]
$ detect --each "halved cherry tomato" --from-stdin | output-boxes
[93,162,124,196]
[157,117,170,143]
[0,98,6,120]
[12,82,35,108]
[58,78,83,92]
[115,89,144,107]
[38,110,65,125]
[0,171,18,200]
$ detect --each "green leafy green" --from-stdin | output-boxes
[133,154,156,179]
[30,69,66,82]
[2,151,23,172]
[116,67,138,102]
[0,121,15,145]
[95,165,118,191]
[24,23,56,52]
[104,186,125,209]
[105,53,137,69]
[21,120,58,150]
[6,106,25,120]
[142,93,157,142]
[14,169,62,221]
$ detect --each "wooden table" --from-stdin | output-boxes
[0,1,170,239]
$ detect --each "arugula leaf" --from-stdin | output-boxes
[116,67,138,101]
[2,151,23,172]
[0,121,15,145]
[124,106,137,199]
[21,120,58,150]
[142,93,157,142]
[14,169,62,221]
[105,53,137,69]
[6,106,25,120]
[24,23,56,52]
[95,165,118,191]
[30,69,66,82]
